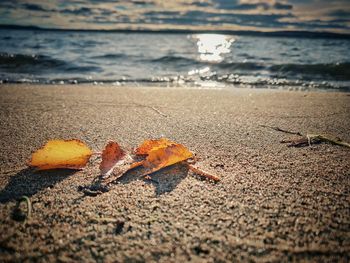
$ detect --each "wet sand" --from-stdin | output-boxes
[0,84,349,262]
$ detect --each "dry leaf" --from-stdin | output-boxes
[100,154,139,184]
[135,138,175,155]
[28,139,92,170]
[141,143,194,176]
[135,138,220,181]
[99,141,124,176]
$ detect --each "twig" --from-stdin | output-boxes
[281,134,350,148]
[150,106,168,117]
[81,188,105,197]
[307,134,350,148]
[281,137,310,147]
[259,125,303,136]
[307,134,312,146]
[187,163,220,182]
[133,103,168,117]
[261,125,350,149]
[12,196,32,222]
[22,196,32,219]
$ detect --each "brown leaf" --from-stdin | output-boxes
[99,141,125,176]
[28,139,92,170]
[101,154,139,184]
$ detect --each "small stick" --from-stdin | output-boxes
[134,103,168,117]
[281,137,310,147]
[259,125,303,136]
[281,134,350,148]
[308,134,350,148]
[12,196,32,222]
[81,188,104,197]
[150,106,168,117]
[307,134,312,146]
[21,196,32,219]
[187,163,220,182]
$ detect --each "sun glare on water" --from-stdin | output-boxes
[194,34,235,63]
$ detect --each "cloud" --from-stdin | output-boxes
[143,9,292,28]
[328,10,350,17]
[274,3,293,10]
[0,0,349,34]
[213,0,239,10]
[60,7,93,16]
[21,3,48,12]
[189,1,212,7]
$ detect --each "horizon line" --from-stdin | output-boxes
[1,24,350,39]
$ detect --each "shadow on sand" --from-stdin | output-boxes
[0,168,77,203]
[78,163,190,197]
[116,163,190,195]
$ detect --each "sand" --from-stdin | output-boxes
[0,84,349,262]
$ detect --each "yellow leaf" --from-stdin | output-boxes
[28,139,92,170]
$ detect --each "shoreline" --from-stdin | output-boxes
[1,82,349,93]
[0,84,349,261]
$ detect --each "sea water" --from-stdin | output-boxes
[0,29,349,91]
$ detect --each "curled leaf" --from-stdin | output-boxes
[135,138,175,155]
[101,154,139,185]
[28,139,92,170]
[99,141,124,176]
[141,143,193,176]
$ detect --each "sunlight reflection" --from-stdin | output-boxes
[188,66,210,76]
[194,34,235,63]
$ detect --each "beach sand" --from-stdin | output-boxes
[0,84,349,262]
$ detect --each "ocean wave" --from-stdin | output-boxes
[1,73,348,92]
[0,52,68,73]
[149,55,350,81]
[150,55,267,71]
[217,61,265,71]
[92,53,127,60]
[0,52,101,73]
[0,52,66,68]
[150,55,200,65]
[269,62,350,80]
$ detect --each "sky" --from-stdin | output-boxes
[0,0,349,34]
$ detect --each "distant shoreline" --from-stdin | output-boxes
[1,24,350,39]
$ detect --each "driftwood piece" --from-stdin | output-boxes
[261,125,350,149]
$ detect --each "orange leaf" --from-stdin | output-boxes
[99,141,124,176]
[135,138,175,155]
[28,139,92,170]
[141,143,193,176]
